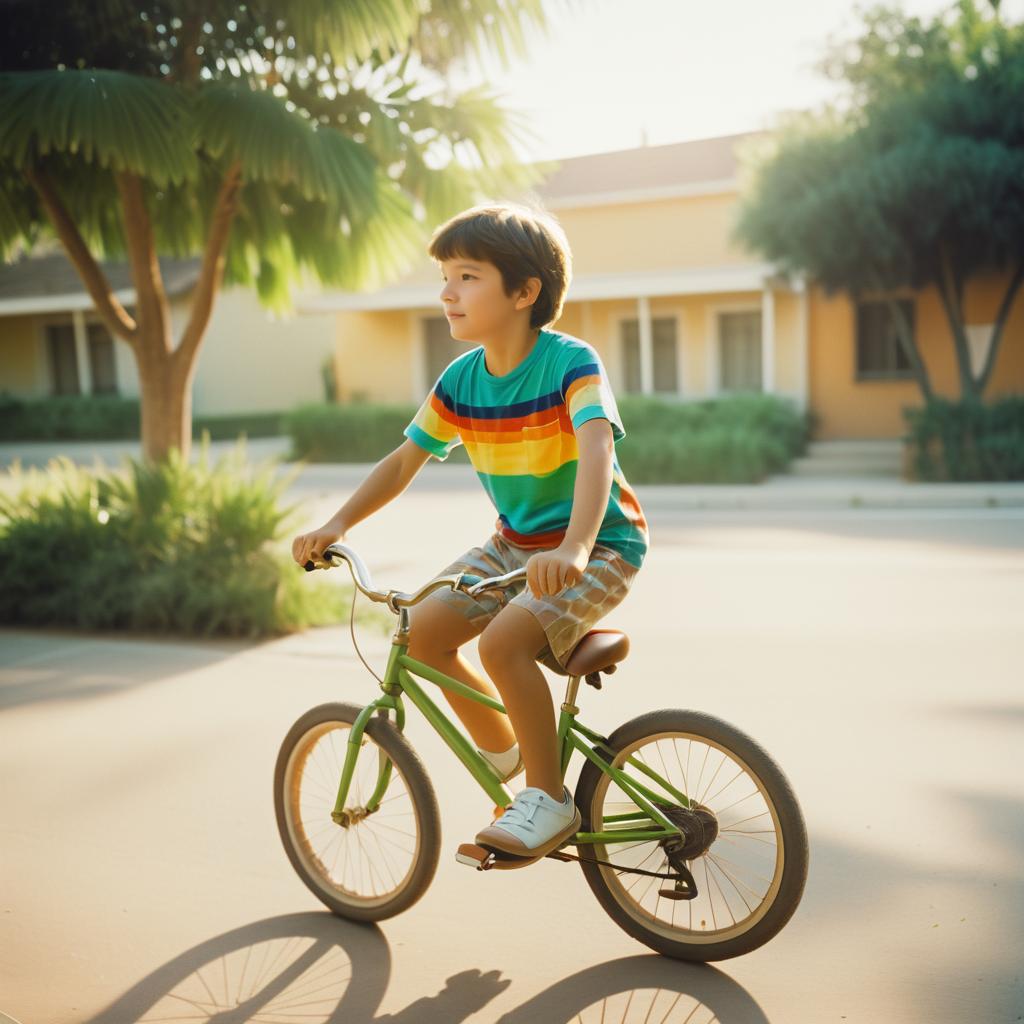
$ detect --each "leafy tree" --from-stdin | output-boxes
[0,1,557,459]
[736,0,1024,401]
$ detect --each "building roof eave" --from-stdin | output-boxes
[297,263,781,314]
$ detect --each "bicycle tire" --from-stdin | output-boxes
[274,701,442,922]
[574,708,808,961]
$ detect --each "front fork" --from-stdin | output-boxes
[330,635,408,827]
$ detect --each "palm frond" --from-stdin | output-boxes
[192,83,379,208]
[0,161,39,259]
[285,0,424,64]
[0,70,195,186]
[412,0,555,73]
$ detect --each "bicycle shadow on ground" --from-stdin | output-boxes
[84,912,512,1024]
[492,956,769,1024]
[82,913,769,1024]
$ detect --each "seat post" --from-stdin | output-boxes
[561,675,582,715]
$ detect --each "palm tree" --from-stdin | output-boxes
[0,0,558,459]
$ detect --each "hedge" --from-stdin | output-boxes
[0,394,282,441]
[286,393,809,483]
[904,397,1024,481]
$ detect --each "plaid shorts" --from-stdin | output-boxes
[431,533,638,673]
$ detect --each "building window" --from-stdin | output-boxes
[718,311,762,392]
[423,316,464,386]
[87,323,118,394]
[856,300,914,380]
[46,323,80,396]
[620,317,679,393]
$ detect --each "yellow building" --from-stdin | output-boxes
[302,132,1024,440]
[0,254,335,417]
[2,133,1020,439]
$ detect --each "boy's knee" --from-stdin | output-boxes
[478,610,541,673]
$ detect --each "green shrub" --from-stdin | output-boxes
[617,393,807,483]
[286,393,807,482]
[192,412,283,440]
[285,401,425,462]
[905,397,1024,481]
[0,394,284,442]
[0,438,361,636]
[0,393,140,440]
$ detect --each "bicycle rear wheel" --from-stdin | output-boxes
[274,702,441,922]
[574,709,808,961]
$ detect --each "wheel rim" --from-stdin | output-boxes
[590,731,785,945]
[283,720,422,909]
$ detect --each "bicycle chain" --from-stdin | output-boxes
[546,849,681,881]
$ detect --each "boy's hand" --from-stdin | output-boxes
[526,541,588,598]
[292,519,346,566]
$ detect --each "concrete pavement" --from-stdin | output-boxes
[1,498,1022,1023]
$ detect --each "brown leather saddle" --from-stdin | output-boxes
[550,628,629,688]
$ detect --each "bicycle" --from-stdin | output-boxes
[275,543,809,962]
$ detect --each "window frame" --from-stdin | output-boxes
[617,314,681,395]
[854,298,916,382]
[709,303,763,395]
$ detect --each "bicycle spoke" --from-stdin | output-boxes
[589,727,792,945]
[705,853,760,910]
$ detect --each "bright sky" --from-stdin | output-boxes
[451,0,1024,162]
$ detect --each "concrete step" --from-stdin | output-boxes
[805,440,903,457]
[790,439,904,478]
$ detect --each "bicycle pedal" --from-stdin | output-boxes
[659,881,698,901]
[456,843,496,871]
[477,844,540,871]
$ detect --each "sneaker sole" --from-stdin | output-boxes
[475,807,582,859]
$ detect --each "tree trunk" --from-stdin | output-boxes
[936,247,978,401]
[31,161,241,464]
[977,262,1024,397]
[885,296,933,401]
[137,340,191,462]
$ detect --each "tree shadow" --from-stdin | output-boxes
[0,628,246,712]
[803,787,1024,1023]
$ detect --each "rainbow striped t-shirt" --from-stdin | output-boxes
[404,328,648,568]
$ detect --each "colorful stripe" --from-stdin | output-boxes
[403,329,648,567]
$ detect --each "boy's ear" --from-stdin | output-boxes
[514,276,542,310]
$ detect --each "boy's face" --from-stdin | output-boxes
[438,257,538,342]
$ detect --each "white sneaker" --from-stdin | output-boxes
[475,786,581,858]
[477,742,524,783]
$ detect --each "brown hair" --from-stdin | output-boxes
[427,203,572,329]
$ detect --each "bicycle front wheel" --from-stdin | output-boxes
[274,701,441,922]
[574,709,808,961]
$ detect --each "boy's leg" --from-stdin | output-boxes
[477,605,562,800]
[480,544,639,802]
[407,595,515,753]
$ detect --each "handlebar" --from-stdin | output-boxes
[304,542,527,612]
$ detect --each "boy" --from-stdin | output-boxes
[292,203,648,861]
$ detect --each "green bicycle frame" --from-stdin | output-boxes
[331,610,690,849]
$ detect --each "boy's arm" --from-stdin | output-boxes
[292,439,432,565]
[526,418,614,597]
